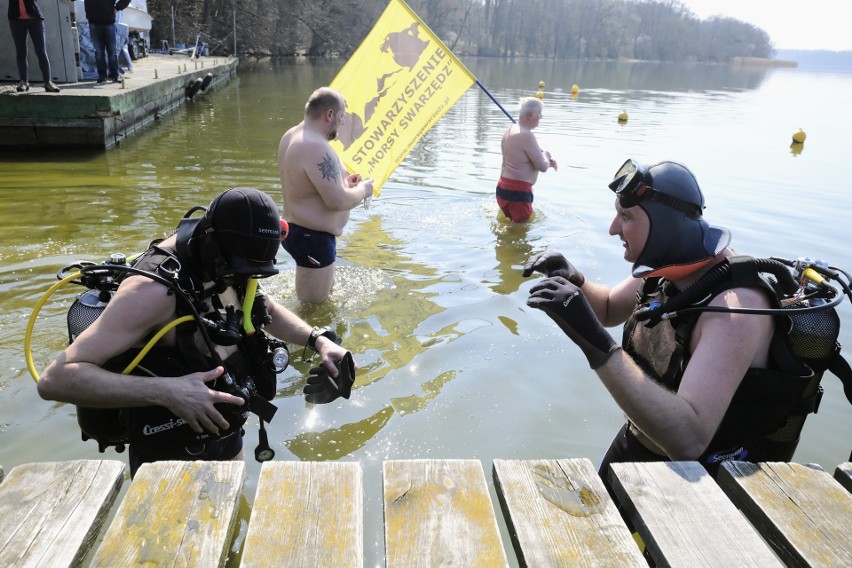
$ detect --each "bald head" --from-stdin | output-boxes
[305,87,345,119]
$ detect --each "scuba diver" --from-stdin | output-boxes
[35,188,353,475]
[522,160,852,490]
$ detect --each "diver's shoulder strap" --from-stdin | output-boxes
[827,344,852,405]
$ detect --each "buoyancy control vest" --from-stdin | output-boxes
[623,255,851,472]
[70,243,284,454]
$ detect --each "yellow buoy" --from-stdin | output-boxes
[790,142,804,157]
[539,81,545,88]
[792,128,807,144]
[535,90,544,100]
[618,110,629,122]
[571,84,579,95]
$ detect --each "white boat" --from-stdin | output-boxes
[121,3,153,33]
[75,1,151,33]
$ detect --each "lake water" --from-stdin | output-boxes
[1,57,850,565]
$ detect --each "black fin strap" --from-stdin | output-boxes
[827,346,852,405]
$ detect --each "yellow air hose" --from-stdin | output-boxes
[242,277,258,335]
[25,270,196,382]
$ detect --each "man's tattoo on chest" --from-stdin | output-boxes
[318,153,340,180]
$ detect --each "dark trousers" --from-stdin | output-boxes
[89,22,119,80]
[9,18,52,83]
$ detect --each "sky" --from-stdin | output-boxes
[680,0,851,51]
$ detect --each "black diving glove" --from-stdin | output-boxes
[522,250,585,286]
[527,276,620,369]
[303,351,356,404]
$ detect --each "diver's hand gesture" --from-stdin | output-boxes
[522,250,585,286]
[161,366,244,434]
[527,277,619,369]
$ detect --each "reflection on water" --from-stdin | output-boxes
[2,57,852,567]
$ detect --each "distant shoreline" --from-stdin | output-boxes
[733,56,797,67]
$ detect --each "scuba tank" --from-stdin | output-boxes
[67,289,127,451]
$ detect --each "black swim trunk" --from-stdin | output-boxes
[129,430,243,477]
[281,222,336,268]
[597,423,666,498]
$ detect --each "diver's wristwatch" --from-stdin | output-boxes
[308,327,340,351]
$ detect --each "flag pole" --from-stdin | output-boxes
[476,80,515,123]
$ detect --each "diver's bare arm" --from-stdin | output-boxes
[580,277,639,326]
[37,277,242,432]
[595,288,771,459]
[264,297,350,374]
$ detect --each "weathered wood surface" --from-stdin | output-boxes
[90,460,245,568]
[0,459,126,568]
[610,461,783,567]
[241,461,363,568]
[718,461,852,568]
[383,459,508,567]
[493,458,644,567]
[835,462,852,493]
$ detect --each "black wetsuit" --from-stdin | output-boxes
[598,259,821,491]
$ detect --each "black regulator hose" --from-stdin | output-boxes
[634,257,817,326]
[67,262,226,368]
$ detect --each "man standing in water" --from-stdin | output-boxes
[497,97,557,222]
[278,86,374,303]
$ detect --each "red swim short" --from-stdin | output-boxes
[496,177,534,222]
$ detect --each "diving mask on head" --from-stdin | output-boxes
[609,159,731,279]
[609,159,703,219]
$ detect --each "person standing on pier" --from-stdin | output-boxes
[522,159,831,490]
[278,86,374,303]
[84,0,130,83]
[497,97,557,222]
[7,0,61,92]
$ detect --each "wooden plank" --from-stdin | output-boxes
[610,461,783,567]
[241,461,363,568]
[90,460,245,568]
[493,458,644,567]
[383,459,508,567]
[0,460,126,568]
[835,462,852,493]
[718,461,852,568]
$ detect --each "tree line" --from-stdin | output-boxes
[146,0,773,63]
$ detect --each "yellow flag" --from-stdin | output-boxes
[330,0,476,197]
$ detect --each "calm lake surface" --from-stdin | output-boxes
[2,57,851,564]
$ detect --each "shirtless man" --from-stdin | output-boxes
[497,97,557,222]
[278,87,374,303]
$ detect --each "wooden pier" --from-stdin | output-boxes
[0,54,238,150]
[0,458,849,567]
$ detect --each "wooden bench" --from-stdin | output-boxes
[89,460,245,567]
[718,461,852,567]
[609,461,783,567]
[493,458,645,566]
[241,461,363,567]
[0,460,126,567]
[383,459,508,567]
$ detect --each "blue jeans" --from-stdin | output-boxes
[89,22,119,80]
